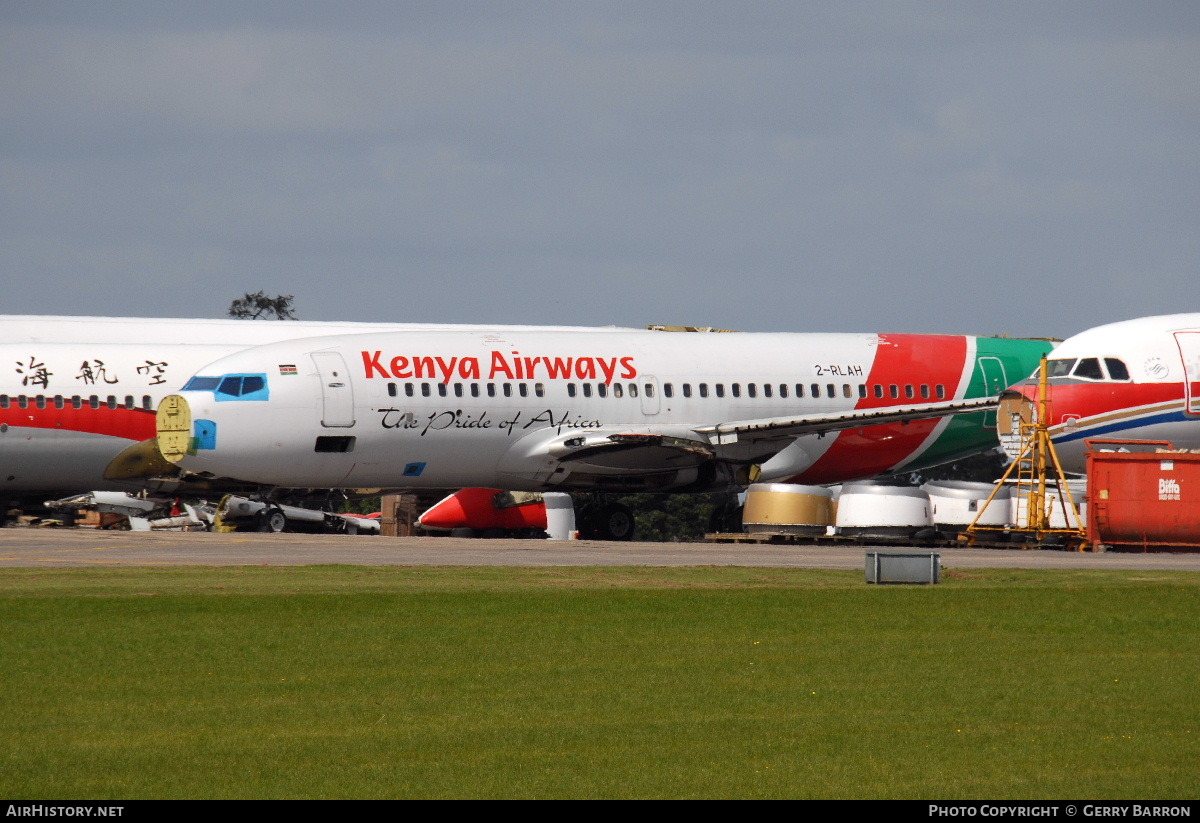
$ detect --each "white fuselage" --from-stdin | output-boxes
[163,327,1052,493]
[1005,313,1200,472]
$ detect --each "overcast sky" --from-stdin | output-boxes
[2,1,1197,339]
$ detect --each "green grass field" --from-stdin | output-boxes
[2,565,1198,799]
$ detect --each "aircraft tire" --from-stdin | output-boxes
[708,502,744,534]
[593,502,635,542]
[257,507,287,533]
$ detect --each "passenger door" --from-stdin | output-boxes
[1175,331,1200,416]
[311,351,356,428]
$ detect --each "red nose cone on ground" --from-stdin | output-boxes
[418,488,548,531]
[418,488,504,530]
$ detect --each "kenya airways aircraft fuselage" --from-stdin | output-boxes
[160,328,1052,492]
[1003,313,1200,472]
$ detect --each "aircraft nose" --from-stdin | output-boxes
[156,394,193,463]
[417,490,475,530]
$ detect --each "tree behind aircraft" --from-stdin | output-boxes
[228,291,298,320]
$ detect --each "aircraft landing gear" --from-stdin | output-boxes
[578,500,636,541]
[256,506,287,533]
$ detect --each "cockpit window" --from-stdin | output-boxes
[186,373,270,401]
[183,376,221,391]
[1072,358,1104,380]
[1045,356,1130,382]
[1046,359,1076,378]
[1104,358,1130,381]
[217,375,266,397]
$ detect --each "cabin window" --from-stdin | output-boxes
[142,396,152,410]
[936,384,946,399]
[421,383,431,397]
[762,384,771,398]
[827,383,836,398]
[106,396,117,409]
[905,385,914,399]
[699,383,709,398]
[36,396,47,409]
[663,383,673,398]
[0,395,7,408]
[568,384,577,398]
[644,383,656,398]
[71,396,82,409]
[54,396,65,409]
[519,384,529,397]
[596,383,606,398]
[811,384,820,398]
[503,384,513,397]
[874,384,884,399]
[921,384,930,399]
[731,383,741,398]
[582,384,592,398]
[629,383,638,398]
[487,383,496,398]
[715,384,725,398]
[535,383,545,398]
[843,384,852,399]
[890,385,899,399]
[858,384,868,399]
[89,396,99,409]
[18,396,28,409]
[680,384,689,398]
[778,384,788,398]
[747,384,757,398]
[437,384,447,397]
[453,383,463,397]
[796,384,806,398]
[1104,358,1130,381]
[471,384,480,397]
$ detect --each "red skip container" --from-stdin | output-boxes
[1086,439,1200,551]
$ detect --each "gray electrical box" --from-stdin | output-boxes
[865,550,941,584]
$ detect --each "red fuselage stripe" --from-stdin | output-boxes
[1016,382,1186,424]
[0,406,156,441]
[796,335,967,483]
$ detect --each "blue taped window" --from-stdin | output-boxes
[211,374,270,401]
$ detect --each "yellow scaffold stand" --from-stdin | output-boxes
[960,357,1090,551]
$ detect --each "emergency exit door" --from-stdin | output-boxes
[977,356,1009,428]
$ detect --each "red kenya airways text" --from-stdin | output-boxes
[361,350,638,385]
